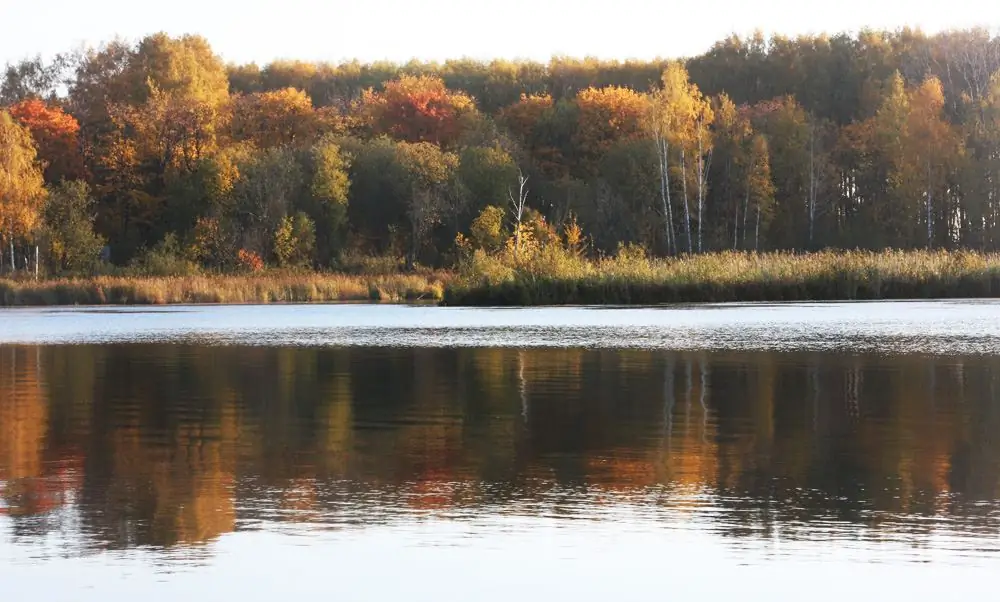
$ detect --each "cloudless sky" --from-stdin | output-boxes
[1,0,998,66]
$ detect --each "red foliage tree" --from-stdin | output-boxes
[9,99,87,183]
[360,75,476,149]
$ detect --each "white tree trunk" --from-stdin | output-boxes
[743,156,753,250]
[697,128,704,254]
[509,169,529,253]
[926,157,933,248]
[658,138,676,255]
[681,149,692,254]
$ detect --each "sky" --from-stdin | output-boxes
[1,0,998,66]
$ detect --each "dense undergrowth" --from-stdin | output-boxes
[0,271,449,306]
[443,248,1000,305]
[4,249,1000,307]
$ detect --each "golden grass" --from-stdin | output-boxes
[444,249,1000,305]
[0,272,451,306]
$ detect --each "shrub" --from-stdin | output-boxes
[129,234,201,277]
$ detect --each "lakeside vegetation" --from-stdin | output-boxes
[447,248,1000,305]
[3,29,1000,306]
[0,271,448,306]
[4,249,1000,306]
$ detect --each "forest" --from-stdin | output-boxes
[2,28,1000,282]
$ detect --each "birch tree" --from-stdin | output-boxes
[0,111,46,273]
[645,63,708,255]
[508,168,529,252]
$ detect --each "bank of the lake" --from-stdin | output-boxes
[445,250,1000,305]
[4,251,1000,307]
[0,272,450,306]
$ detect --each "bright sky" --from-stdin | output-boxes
[1,0,998,66]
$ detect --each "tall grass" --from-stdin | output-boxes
[0,272,450,306]
[444,248,1000,305]
[6,250,1000,307]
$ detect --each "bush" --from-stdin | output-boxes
[129,234,201,277]
[273,212,316,268]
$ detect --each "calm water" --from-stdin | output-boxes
[2,302,1000,600]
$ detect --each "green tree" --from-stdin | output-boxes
[468,205,507,252]
[304,136,352,263]
[273,211,316,268]
[41,180,105,273]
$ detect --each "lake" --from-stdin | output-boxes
[2,302,1000,600]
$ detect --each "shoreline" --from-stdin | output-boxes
[0,273,450,307]
[4,251,1000,308]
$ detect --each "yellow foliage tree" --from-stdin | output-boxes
[0,110,46,271]
[646,63,713,254]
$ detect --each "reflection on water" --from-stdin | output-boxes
[3,342,1000,574]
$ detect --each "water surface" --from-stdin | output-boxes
[2,302,1000,600]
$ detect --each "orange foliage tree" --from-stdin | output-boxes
[573,86,650,176]
[230,87,324,148]
[499,93,570,179]
[9,99,86,183]
[360,75,477,149]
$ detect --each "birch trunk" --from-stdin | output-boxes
[697,127,704,254]
[926,157,933,248]
[657,138,676,254]
[681,149,692,254]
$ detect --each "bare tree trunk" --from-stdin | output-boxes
[926,157,933,248]
[656,138,673,253]
[657,138,676,255]
[681,149,692,254]
[809,124,816,248]
[755,203,761,251]
[9,240,14,276]
[509,170,530,253]
[742,156,753,249]
[34,245,39,281]
[697,125,704,254]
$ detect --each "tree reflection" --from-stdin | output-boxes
[2,343,1000,555]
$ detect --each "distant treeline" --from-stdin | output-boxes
[1,28,1000,277]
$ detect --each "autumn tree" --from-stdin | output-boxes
[0,54,73,105]
[500,94,574,180]
[395,141,460,267]
[273,211,316,267]
[361,75,477,149]
[0,111,46,272]
[229,147,305,257]
[904,77,963,248]
[40,180,105,273]
[456,145,518,231]
[646,63,712,254]
[230,87,323,148]
[303,136,352,262]
[8,99,86,183]
[572,86,650,177]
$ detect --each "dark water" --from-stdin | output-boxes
[2,303,1000,600]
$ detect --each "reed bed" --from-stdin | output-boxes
[0,272,450,306]
[444,249,1000,305]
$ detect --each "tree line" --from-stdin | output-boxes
[1,28,1000,275]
